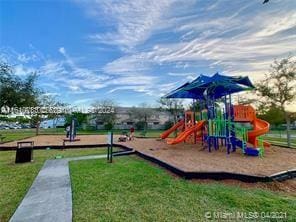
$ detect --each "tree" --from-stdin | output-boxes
[129,103,154,132]
[0,62,39,109]
[257,106,285,127]
[157,98,184,124]
[31,94,67,135]
[91,99,117,130]
[256,56,296,147]
[65,112,88,131]
[1,61,42,134]
[0,61,68,135]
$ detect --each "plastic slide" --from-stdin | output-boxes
[233,105,270,148]
[248,118,270,147]
[166,120,205,145]
[160,120,184,139]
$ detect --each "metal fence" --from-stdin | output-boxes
[264,130,296,148]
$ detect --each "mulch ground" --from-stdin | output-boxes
[1,135,295,177]
[119,138,296,177]
[0,135,107,147]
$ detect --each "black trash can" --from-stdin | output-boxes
[15,141,34,163]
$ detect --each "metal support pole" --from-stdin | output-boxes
[107,132,113,163]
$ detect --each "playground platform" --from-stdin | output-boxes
[1,135,295,182]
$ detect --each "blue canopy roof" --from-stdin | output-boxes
[164,79,205,99]
[164,73,255,99]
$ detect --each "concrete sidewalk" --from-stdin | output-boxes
[9,154,106,222]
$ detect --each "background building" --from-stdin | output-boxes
[88,107,175,130]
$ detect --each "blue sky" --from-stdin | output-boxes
[0,0,295,107]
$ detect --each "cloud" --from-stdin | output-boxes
[0,47,39,65]
[72,98,94,105]
[103,53,152,75]
[79,0,187,51]
[254,11,296,38]
[107,81,179,97]
[41,61,68,76]
[0,46,44,65]
[2,0,296,106]
[39,47,111,92]
[59,47,66,55]
[0,47,40,76]
[42,92,61,97]
[100,0,296,85]
[14,64,37,76]
[17,53,38,63]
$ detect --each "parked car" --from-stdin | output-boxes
[8,124,22,129]
[9,125,19,129]
[0,125,8,130]
[0,124,10,130]
[21,124,31,129]
[2,125,10,130]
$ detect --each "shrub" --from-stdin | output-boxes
[135,121,145,130]
[164,120,174,130]
[104,122,114,130]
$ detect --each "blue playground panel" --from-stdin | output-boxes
[244,147,260,156]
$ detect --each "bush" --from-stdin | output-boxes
[104,122,114,130]
[164,120,174,130]
[85,125,96,131]
[135,121,146,130]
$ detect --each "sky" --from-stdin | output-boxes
[0,0,295,107]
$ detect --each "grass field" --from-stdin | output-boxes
[70,156,296,221]
[0,129,36,143]
[0,148,109,222]
[261,136,296,147]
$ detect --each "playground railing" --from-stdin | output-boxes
[257,136,265,157]
[201,110,208,120]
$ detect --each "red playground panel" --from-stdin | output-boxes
[233,105,255,122]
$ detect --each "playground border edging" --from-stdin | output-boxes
[0,143,133,151]
[1,143,295,183]
[134,150,272,182]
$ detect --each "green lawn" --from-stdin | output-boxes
[0,129,36,143]
[268,130,296,135]
[70,156,296,221]
[262,136,296,148]
[0,148,110,222]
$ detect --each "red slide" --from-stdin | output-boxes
[248,118,270,147]
[166,120,205,145]
[160,120,184,139]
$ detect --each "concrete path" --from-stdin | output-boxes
[9,154,106,222]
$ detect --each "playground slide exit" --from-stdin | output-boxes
[166,120,205,145]
[233,105,270,148]
[160,120,184,139]
[248,118,270,147]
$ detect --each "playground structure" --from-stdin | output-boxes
[164,112,204,145]
[64,117,80,142]
[161,73,270,157]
